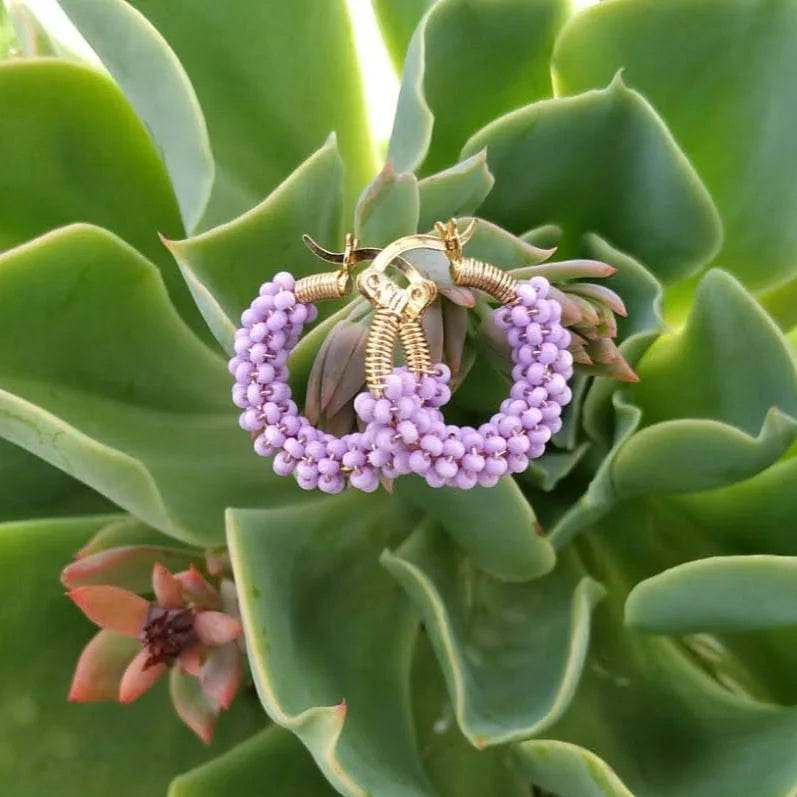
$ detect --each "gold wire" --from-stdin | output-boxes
[398,318,433,377]
[365,309,401,397]
[451,256,518,305]
[294,271,349,304]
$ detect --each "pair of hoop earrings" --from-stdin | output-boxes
[229,220,573,493]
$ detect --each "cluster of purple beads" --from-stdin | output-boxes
[229,272,573,493]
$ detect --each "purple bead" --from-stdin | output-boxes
[253,434,274,457]
[523,363,547,386]
[547,373,568,395]
[233,336,251,356]
[273,451,296,475]
[290,303,309,325]
[284,438,304,459]
[397,420,419,445]
[527,426,552,445]
[272,272,295,291]
[455,470,478,490]
[383,374,404,400]
[318,458,340,477]
[541,402,562,423]
[434,459,458,480]
[477,471,500,488]
[409,449,431,474]
[521,408,543,429]
[484,456,508,477]
[510,304,530,327]
[463,452,485,473]
[343,449,365,469]
[296,461,318,481]
[350,467,379,492]
[420,434,444,457]
[305,440,327,461]
[274,290,296,311]
[507,453,529,473]
[396,396,418,419]
[249,343,269,364]
[245,383,262,406]
[538,342,559,365]
[497,415,522,438]
[241,308,259,327]
[373,399,393,425]
[232,384,248,408]
[524,323,544,346]
[354,392,376,423]
[529,276,549,297]
[507,434,530,455]
[516,283,537,305]
[425,470,446,488]
[266,310,288,331]
[442,438,465,459]
[250,322,269,342]
[240,408,263,432]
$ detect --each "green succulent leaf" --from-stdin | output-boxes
[462,77,722,281]
[227,492,434,797]
[626,555,797,634]
[0,225,305,546]
[370,0,434,70]
[632,270,797,432]
[0,57,213,336]
[545,605,797,797]
[58,0,214,233]
[169,725,339,796]
[612,409,797,497]
[417,151,494,232]
[0,516,264,797]
[0,439,114,522]
[520,442,591,493]
[553,0,797,291]
[124,0,374,225]
[389,0,572,173]
[582,234,664,342]
[410,632,529,797]
[354,164,420,247]
[382,528,604,746]
[512,739,633,797]
[166,136,344,352]
[394,476,555,582]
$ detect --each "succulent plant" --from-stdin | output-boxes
[2,0,797,795]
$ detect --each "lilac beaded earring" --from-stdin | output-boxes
[349,220,574,490]
[229,220,573,493]
[229,234,443,494]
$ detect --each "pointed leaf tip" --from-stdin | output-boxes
[68,585,149,637]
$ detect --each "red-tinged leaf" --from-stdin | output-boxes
[422,302,445,365]
[61,544,198,592]
[510,259,616,281]
[201,642,243,709]
[439,284,476,307]
[153,563,185,609]
[68,585,149,636]
[443,301,468,377]
[68,630,139,702]
[178,647,204,678]
[119,647,168,703]
[194,611,242,646]
[169,667,220,745]
[175,565,220,609]
[205,548,232,577]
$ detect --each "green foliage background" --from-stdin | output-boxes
[1,1,797,795]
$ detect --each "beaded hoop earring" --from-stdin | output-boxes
[229,221,573,492]
[351,220,574,489]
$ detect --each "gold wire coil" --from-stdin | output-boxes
[365,309,401,397]
[398,318,432,377]
[295,270,349,304]
[451,256,517,305]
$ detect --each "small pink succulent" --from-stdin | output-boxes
[66,561,243,743]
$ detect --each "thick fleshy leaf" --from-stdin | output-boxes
[354,164,419,246]
[389,0,572,173]
[170,666,220,744]
[75,515,184,557]
[58,0,213,233]
[119,647,168,703]
[62,544,198,592]
[543,598,797,797]
[153,562,185,609]
[194,612,242,647]
[227,492,433,796]
[553,0,797,291]
[417,151,494,232]
[383,527,603,746]
[0,225,306,546]
[0,517,265,796]
[520,442,590,493]
[0,58,212,336]
[166,136,344,351]
[512,740,633,797]
[68,629,140,703]
[632,270,797,432]
[68,585,149,637]
[612,409,797,497]
[200,643,242,710]
[394,476,555,582]
[371,0,434,70]
[462,78,722,281]
[168,725,339,796]
[0,438,115,522]
[410,632,529,797]
[125,0,374,225]
[626,556,797,634]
